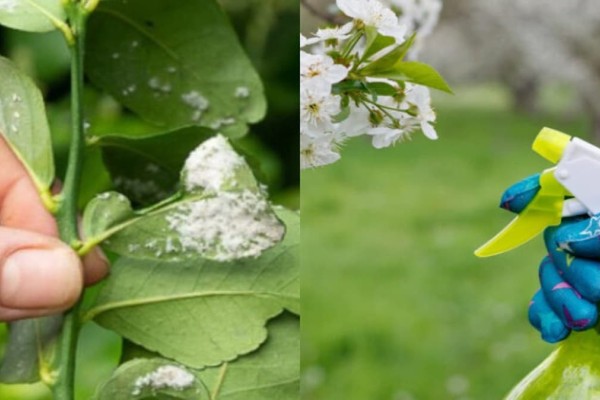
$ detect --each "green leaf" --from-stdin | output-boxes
[85,0,266,137]
[364,82,398,97]
[84,209,299,368]
[120,339,162,363]
[331,80,368,95]
[361,27,395,62]
[198,312,299,400]
[331,97,350,124]
[0,316,62,383]
[82,192,134,240]
[331,80,397,99]
[0,0,66,33]
[370,61,453,94]
[0,56,55,191]
[359,33,416,74]
[95,358,210,400]
[94,127,214,206]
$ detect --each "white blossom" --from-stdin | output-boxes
[300,52,349,95]
[337,0,406,43]
[303,23,354,47]
[301,134,341,169]
[301,90,341,136]
[300,0,442,168]
[406,84,437,140]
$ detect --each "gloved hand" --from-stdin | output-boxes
[501,173,600,343]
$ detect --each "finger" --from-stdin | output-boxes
[0,306,64,321]
[76,217,109,285]
[544,225,600,302]
[82,247,109,285]
[0,227,83,312]
[528,289,570,343]
[539,256,598,330]
[499,173,541,213]
[0,136,57,236]
[550,215,600,259]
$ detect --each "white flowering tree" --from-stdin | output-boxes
[0,0,298,399]
[300,0,449,168]
[424,0,600,136]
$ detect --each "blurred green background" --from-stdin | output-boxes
[301,84,591,399]
[0,0,298,398]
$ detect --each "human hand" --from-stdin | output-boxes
[0,136,108,321]
[501,174,600,342]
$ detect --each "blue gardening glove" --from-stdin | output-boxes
[502,174,600,343]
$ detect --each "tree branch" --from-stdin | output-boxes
[300,0,342,25]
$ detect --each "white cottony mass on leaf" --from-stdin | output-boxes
[167,191,285,262]
[85,135,285,263]
[132,365,195,396]
[183,134,245,192]
[171,135,285,261]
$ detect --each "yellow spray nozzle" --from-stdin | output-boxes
[474,169,567,257]
[532,128,572,163]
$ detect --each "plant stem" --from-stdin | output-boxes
[52,5,88,400]
[341,31,362,59]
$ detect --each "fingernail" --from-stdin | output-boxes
[1,248,82,309]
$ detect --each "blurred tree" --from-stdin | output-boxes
[423,0,600,141]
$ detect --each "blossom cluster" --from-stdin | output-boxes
[300,0,443,169]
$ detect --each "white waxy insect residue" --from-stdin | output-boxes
[0,0,18,12]
[167,66,177,74]
[10,124,17,133]
[209,117,236,130]
[181,91,209,122]
[11,93,21,103]
[128,243,140,253]
[183,134,244,192]
[166,190,285,262]
[131,40,139,48]
[13,111,20,119]
[112,52,120,59]
[123,84,137,96]
[235,86,250,98]
[148,77,172,94]
[131,365,195,396]
[166,135,285,261]
[165,237,178,253]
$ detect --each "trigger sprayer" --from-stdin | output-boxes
[475,128,600,257]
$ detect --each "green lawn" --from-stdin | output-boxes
[301,85,591,399]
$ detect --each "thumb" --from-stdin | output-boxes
[0,227,83,320]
